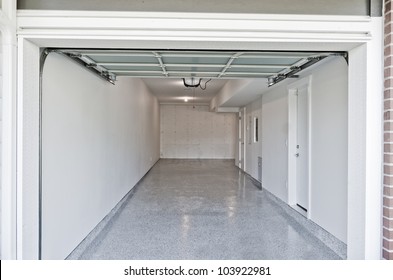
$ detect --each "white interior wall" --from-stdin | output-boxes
[247,57,348,242]
[41,53,160,259]
[244,97,262,180]
[160,104,236,159]
[261,86,289,201]
[307,57,348,242]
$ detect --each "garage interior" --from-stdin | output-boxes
[0,0,383,261]
[39,49,349,259]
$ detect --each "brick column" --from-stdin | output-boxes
[384,0,393,260]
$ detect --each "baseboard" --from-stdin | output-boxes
[237,167,262,190]
[263,188,347,259]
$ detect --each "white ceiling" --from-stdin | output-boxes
[221,79,268,107]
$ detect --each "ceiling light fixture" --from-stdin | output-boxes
[184,98,188,102]
[183,77,201,88]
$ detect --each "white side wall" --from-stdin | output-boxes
[41,53,160,259]
[245,97,262,180]
[261,86,289,201]
[160,104,236,159]
[308,57,348,243]
[245,57,348,242]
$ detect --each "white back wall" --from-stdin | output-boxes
[42,53,160,259]
[160,105,236,159]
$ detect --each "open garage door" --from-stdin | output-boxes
[40,48,347,259]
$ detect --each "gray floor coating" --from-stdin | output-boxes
[68,159,343,260]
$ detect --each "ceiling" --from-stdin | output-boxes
[54,49,342,106]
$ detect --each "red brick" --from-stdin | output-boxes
[384,153,393,163]
[383,185,393,196]
[383,239,393,251]
[384,228,393,239]
[385,45,393,57]
[385,89,393,99]
[383,178,393,187]
[385,34,392,46]
[385,143,393,153]
[384,121,393,131]
[385,67,393,78]
[384,78,393,88]
[384,207,393,219]
[385,99,393,110]
[384,133,393,142]
[383,249,393,260]
[384,111,393,121]
[384,197,393,207]
[385,56,393,68]
[387,1,392,13]
[386,12,392,25]
[385,23,393,35]
[384,165,393,175]
[384,217,393,228]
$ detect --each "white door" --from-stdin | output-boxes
[296,87,309,211]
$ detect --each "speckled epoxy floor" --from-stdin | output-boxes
[71,159,342,260]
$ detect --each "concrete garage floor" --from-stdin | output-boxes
[68,159,345,260]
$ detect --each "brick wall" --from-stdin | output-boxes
[384,0,393,261]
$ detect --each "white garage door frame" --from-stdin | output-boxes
[13,10,383,259]
[0,0,17,260]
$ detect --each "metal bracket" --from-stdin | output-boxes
[267,52,347,87]
[54,49,117,84]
